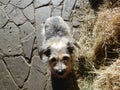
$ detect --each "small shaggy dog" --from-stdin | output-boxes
[40,16,79,78]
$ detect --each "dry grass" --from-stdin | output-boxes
[75,0,120,90]
[100,0,120,9]
[93,59,120,90]
[92,7,120,67]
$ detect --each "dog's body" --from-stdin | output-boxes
[40,16,78,78]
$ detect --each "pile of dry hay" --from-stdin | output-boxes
[93,59,120,90]
[76,0,120,90]
[91,3,120,89]
[92,7,120,67]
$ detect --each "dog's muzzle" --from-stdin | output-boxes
[55,69,66,75]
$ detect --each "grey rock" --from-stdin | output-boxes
[62,0,76,20]
[22,32,35,59]
[0,7,8,28]
[23,4,34,23]
[0,59,18,90]
[52,6,62,16]
[10,0,33,9]
[44,77,52,90]
[34,0,50,8]
[0,0,9,4]
[0,50,4,58]
[35,6,51,24]
[4,56,30,88]
[8,8,26,25]
[4,4,15,14]
[32,55,47,74]
[0,23,22,55]
[19,21,35,39]
[25,55,48,90]
[0,3,2,6]
[4,22,18,29]
[72,28,80,41]
[52,0,63,7]
[72,17,80,27]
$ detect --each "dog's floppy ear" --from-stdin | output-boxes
[39,47,51,60]
[67,42,80,54]
[67,42,75,54]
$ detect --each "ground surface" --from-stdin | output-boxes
[0,0,119,90]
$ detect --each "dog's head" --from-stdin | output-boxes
[40,37,78,78]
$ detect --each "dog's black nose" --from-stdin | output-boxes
[56,69,66,75]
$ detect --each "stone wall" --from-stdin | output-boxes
[0,0,96,90]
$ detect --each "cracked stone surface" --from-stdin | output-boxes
[23,4,34,23]
[19,21,35,39]
[10,0,33,9]
[0,7,8,28]
[72,17,80,27]
[4,56,30,88]
[8,8,26,25]
[35,6,52,24]
[0,0,10,5]
[4,4,15,14]
[0,28,22,55]
[0,0,96,89]
[52,0,63,7]
[24,55,48,90]
[62,0,76,20]
[72,28,80,41]
[0,59,19,90]
[22,32,35,59]
[34,0,50,8]
[52,6,62,16]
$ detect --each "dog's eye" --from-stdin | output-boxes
[63,56,69,62]
[50,57,57,63]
